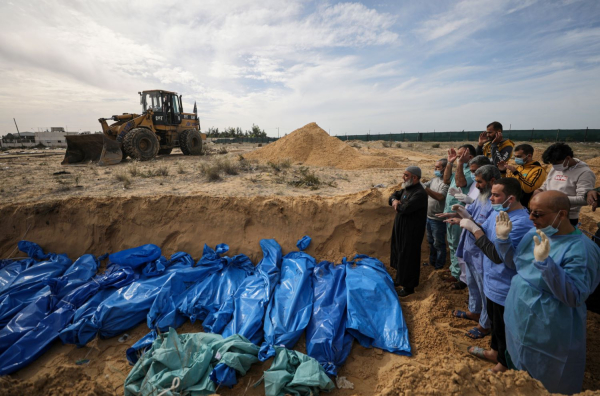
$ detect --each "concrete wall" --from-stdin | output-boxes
[1,142,37,148]
[34,132,78,148]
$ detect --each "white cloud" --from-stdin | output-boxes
[0,0,598,136]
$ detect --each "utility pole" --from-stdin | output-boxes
[13,118,21,138]
[277,127,279,138]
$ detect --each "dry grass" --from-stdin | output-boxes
[115,171,132,188]
[128,163,140,177]
[199,163,222,182]
[154,166,169,177]
[267,158,292,172]
[288,166,336,190]
[217,159,239,175]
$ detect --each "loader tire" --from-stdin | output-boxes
[123,128,160,161]
[158,148,173,155]
[180,130,203,155]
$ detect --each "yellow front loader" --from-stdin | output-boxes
[62,90,205,165]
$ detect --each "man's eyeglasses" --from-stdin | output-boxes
[530,211,545,219]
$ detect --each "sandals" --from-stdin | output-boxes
[467,346,487,360]
[465,327,490,339]
[452,310,477,322]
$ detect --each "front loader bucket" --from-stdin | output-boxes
[62,135,123,166]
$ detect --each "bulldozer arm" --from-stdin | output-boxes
[62,134,123,166]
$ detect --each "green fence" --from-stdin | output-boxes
[335,129,600,143]
[211,137,278,144]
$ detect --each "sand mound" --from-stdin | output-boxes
[244,122,400,170]
[585,156,600,167]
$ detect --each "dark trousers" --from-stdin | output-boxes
[487,297,508,368]
[426,218,447,269]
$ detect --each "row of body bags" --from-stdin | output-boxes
[0,237,411,392]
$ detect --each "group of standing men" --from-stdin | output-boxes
[388,121,600,394]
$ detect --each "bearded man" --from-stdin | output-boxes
[440,164,499,339]
[389,166,428,297]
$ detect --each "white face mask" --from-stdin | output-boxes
[552,158,569,172]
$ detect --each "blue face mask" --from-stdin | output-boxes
[539,213,562,236]
[515,157,525,165]
[434,170,443,177]
[492,196,513,212]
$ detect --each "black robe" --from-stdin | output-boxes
[389,183,428,290]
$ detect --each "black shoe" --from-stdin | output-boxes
[398,288,414,297]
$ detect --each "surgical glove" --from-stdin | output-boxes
[533,229,551,262]
[460,219,480,234]
[448,187,460,197]
[455,193,474,204]
[495,211,512,240]
[451,204,472,220]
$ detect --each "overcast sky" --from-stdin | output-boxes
[1,0,599,137]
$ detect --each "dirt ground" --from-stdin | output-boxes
[1,125,600,395]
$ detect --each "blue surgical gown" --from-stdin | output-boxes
[481,208,533,305]
[496,228,600,394]
[456,198,493,274]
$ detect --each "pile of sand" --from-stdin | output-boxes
[244,122,400,170]
[585,156,600,167]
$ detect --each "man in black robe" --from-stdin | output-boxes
[389,166,428,297]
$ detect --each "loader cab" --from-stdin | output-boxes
[140,90,182,126]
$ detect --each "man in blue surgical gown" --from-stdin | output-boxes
[494,190,600,394]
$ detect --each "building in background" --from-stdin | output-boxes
[34,130,79,148]
[1,132,36,148]
[1,127,79,148]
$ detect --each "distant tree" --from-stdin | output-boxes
[247,124,266,138]
[207,127,220,137]
[224,127,236,137]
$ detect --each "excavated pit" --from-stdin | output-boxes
[1,192,600,396]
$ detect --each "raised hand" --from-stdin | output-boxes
[448,187,461,197]
[478,132,487,146]
[460,219,480,234]
[587,190,598,206]
[454,193,474,204]
[458,148,471,165]
[436,212,458,219]
[447,148,457,163]
[497,160,508,171]
[451,204,472,220]
[444,218,461,225]
[495,211,512,240]
[533,229,551,262]
[492,131,503,144]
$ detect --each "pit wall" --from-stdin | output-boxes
[0,189,396,264]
